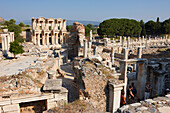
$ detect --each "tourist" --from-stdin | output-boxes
[145,82,152,99]
[120,90,126,107]
[127,85,134,104]
[131,83,137,97]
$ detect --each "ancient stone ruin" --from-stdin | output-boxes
[0,16,170,113]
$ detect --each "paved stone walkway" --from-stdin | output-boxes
[0,56,37,76]
[61,63,79,102]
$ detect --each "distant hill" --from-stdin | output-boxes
[0,17,5,24]
[16,20,100,26]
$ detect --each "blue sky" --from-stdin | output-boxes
[1,0,170,22]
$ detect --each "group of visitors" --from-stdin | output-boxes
[120,82,152,107]
[120,82,137,107]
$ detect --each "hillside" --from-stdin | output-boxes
[0,17,5,24]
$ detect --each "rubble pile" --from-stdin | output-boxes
[75,59,123,112]
[118,94,170,113]
[0,73,42,97]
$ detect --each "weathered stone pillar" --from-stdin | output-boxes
[45,21,49,30]
[7,35,10,50]
[123,48,128,60]
[136,59,148,99]
[51,34,55,45]
[55,33,58,45]
[120,36,122,45]
[63,20,67,31]
[139,37,141,46]
[137,47,142,58]
[88,41,92,50]
[51,21,54,30]
[127,37,130,48]
[124,37,126,47]
[1,36,4,51]
[33,35,36,44]
[111,47,114,65]
[90,30,93,41]
[4,36,7,54]
[104,38,108,46]
[60,33,63,44]
[142,36,145,45]
[42,34,45,45]
[42,22,45,29]
[83,39,87,58]
[122,38,124,47]
[55,22,58,31]
[94,46,98,55]
[119,48,128,96]
[108,83,125,113]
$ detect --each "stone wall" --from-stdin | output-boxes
[72,57,124,112]
[0,92,67,113]
[67,22,85,59]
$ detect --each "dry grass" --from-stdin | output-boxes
[52,100,102,113]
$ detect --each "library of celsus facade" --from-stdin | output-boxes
[32,17,67,46]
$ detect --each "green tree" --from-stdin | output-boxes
[156,17,161,35]
[19,22,25,27]
[2,19,22,39]
[3,21,9,26]
[66,25,73,32]
[98,18,142,37]
[85,26,90,36]
[162,18,170,34]
[9,40,24,58]
[8,24,22,37]
[87,24,93,29]
[145,20,157,35]
[9,19,16,25]
[25,25,30,27]
[140,20,146,36]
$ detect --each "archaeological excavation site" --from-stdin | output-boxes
[0,16,170,113]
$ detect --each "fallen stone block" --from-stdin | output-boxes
[43,79,62,91]
[2,104,20,113]
[117,105,129,113]
[136,106,148,111]
[158,106,170,113]
[130,103,141,107]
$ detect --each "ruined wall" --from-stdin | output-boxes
[73,58,123,112]
[68,22,85,59]
[147,59,170,96]
[118,94,170,113]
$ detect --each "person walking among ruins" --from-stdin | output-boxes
[131,82,137,102]
[120,90,126,107]
[145,82,152,99]
[127,85,134,104]
[131,83,137,96]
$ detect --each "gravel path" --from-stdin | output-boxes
[0,56,38,76]
[61,63,79,102]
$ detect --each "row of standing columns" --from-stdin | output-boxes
[1,30,14,56]
[33,32,66,46]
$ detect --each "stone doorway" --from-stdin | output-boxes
[19,100,47,113]
[40,39,42,45]
[49,33,52,44]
